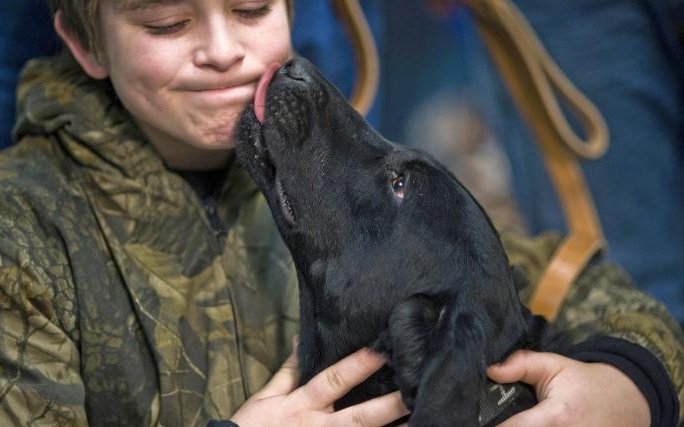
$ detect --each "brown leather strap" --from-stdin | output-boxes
[331,0,380,116]
[466,0,608,320]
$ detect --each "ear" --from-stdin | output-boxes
[54,10,109,80]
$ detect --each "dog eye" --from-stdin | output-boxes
[391,173,406,199]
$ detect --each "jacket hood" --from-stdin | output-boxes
[13,52,164,178]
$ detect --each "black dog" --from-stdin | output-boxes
[236,57,546,426]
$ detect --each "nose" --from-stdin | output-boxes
[193,18,244,71]
[278,59,308,82]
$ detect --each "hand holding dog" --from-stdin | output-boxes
[231,346,409,427]
[487,350,650,427]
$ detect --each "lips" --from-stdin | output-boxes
[254,63,282,123]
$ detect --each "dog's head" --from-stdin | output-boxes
[236,57,512,297]
[235,58,543,424]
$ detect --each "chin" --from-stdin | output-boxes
[194,130,237,150]
[203,140,236,150]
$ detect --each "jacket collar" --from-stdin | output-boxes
[14,52,166,179]
[14,52,259,215]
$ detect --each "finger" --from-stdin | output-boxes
[252,336,300,399]
[495,399,557,427]
[295,348,386,409]
[332,391,410,427]
[487,350,565,391]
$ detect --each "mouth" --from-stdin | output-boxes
[275,177,296,225]
[237,62,297,227]
[183,84,256,107]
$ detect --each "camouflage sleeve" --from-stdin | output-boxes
[500,230,684,423]
[0,193,88,426]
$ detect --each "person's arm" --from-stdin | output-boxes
[500,230,684,425]
[0,194,88,426]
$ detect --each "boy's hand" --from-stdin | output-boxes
[487,350,650,427]
[231,347,409,426]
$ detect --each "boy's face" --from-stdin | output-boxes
[93,0,292,168]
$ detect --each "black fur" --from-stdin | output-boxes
[235,57,547,427]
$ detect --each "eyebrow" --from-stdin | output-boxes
[117,0,184,12]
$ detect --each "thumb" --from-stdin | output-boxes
[252,336,300,399]
[487,350,566,396]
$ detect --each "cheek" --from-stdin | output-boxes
[105,33,183,95]
[251,20,293,64]
[271,32,293,62]
[121,52,176,91]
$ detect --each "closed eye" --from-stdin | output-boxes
[234,5,273,20]
[144,19,190,35]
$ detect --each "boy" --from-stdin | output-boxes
[0,0,681,425]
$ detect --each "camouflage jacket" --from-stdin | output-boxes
[0,54,299,426]
[0,54,682,426]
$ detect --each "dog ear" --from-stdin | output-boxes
[410,306,487,427]
[371,294,441,410]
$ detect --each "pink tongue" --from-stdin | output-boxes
[254,63,282,123]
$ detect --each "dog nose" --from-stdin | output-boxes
[280,59,308,82]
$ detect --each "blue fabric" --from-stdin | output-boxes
[452,0,684,323]
[0,1,59,148]
[379,1,469,143]
[292,0,384,126]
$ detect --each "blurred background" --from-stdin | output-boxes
[1,0,682,325]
